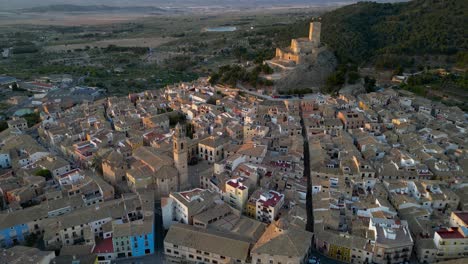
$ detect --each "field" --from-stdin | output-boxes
[0,7,328,97]
[44,37,176,52]
[0,12,154,26]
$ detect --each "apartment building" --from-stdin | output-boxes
[256,190,284,223]
[224,178,248,211]
[369,218,413,264]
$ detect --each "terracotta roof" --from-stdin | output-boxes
[453,211,468,226]
[437,228,465,239]
[93,237,114,254]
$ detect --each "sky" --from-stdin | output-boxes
[0,0,405,10]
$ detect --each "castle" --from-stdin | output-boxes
[274,21,322,66]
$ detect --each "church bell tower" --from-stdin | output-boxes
[173,123,189,190]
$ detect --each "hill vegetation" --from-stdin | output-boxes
[320,0,467,68]
[209,64,274,88]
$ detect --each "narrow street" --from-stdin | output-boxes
[299,102,314,232]
[300,101,347,264]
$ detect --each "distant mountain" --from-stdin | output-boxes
[0,1,407,10]
[20,4,167,13]
[320,0,467,65]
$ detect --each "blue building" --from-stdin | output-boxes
[112,216,155,258]
[0,223,29,247]
[130,229,154,257]
[129,215,155,257]
[0,205,46,248]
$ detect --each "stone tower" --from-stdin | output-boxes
[173,123,189,190]
[308,21,321,46]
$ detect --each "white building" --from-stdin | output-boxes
[162,188,220,229]
[256,190,284,223]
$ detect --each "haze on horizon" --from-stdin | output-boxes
[0,0,406,10]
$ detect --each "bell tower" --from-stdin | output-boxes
[173,123,189,190]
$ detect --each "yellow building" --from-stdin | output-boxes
[328,242,351,262]
[315,229,373,264]
[246,200,256,219]
[450,211,468,228]
[224,178,248,211]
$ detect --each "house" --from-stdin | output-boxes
[0,204,48,247]
[164,223,251,264]
[224,178,248,211]
[162,188,221,229]
[337,110,366,130]
[368,218,413,264]
[251,219,313,264]
[198,136,229,163]
[112,216,155,259]
[7,118,28,131]
[0,246,55,264]
[256,190,284,223]
[142,114,170,132]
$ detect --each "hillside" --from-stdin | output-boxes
[320,0,467,67]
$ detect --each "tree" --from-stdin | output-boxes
[22,112,41,127]
[24,233,39,247]
[186,123,195,139]
[347,71,360,84]
[169,113,186,126]
[364,76,377,93]
[321,0,466,65]
[0,120,7,132]
[206,97,217,105]
[393,65,404,76]
[35,169,52,181]
[325,70,346,92]
[232,46,248,62]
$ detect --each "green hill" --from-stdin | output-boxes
[320,0,467,67]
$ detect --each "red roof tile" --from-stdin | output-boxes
[453,212,468,226]
[93,237,114,253]
[437,228,464,239]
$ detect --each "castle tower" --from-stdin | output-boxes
[173,123,189,190]
[308,21,321,45]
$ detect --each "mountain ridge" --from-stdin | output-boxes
[0,1,407,10]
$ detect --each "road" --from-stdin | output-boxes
[236,83,320,101]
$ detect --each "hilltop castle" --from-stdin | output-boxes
[274,21,322,66]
